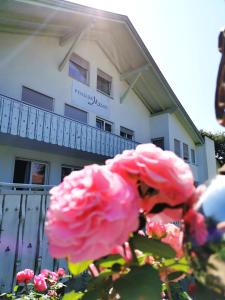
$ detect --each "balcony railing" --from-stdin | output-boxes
[0,94,138,157]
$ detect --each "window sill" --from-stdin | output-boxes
[97,89,113,99]
[69,76,90,87]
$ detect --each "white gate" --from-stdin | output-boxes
[0,183,67,293]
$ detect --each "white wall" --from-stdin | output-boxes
[204,136,217,180]
[0,32,150,144]
[0,144,96,185]
[168,114,199,181]
[149,113,170,149]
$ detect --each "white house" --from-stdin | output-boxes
[0,0,217,186]
[0,0,217,291]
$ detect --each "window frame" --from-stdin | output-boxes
[61,165,82,181]
[13,158,49,185]
[69,53,89,86]
[183,143,189,162]
[21,86,54,112]
[191,149,196,165]
[96,117,113,133]
[97,69,113,98]
[174,139,181,157]
[120,126,135,141]
[64,104,88,124]
[151,137,165,150]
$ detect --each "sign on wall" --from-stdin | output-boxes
[71,81,110,117]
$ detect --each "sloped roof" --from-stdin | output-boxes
[0,0,204,144]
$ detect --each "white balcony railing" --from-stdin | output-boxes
[0,94,138,157]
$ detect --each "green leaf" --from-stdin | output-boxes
[96,254,126,268]
[62,291,84,300]
[81,289,100,300]
[13,285,19,293]
[131,234,176,258]
[167,271,185,281]
[163,257,190,273]
[114,265,161,300]
[68,260,92,276]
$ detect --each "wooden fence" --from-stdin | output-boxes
[0,183,67,293]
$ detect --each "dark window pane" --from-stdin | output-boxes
[22,87,53,111]
[13,159,31,184]
[65,104,87,123]
[61,167,73,181]
[105,122,112,132]
[183,143,189,161]
[120,127,134,140]
[97,75,111,96]
[69,61,88,84]
[191,149,196,164]
[31,162,46,185]
[152,138,164,150]
[174,139,181,157]
[96,119,104,130]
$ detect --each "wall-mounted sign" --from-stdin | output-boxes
[71,81,110,117]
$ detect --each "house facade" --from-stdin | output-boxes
[0,0,217,291]
[0,0,217,187]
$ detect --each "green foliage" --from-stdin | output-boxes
[163,257,190,273]
[96,255,126,269]
[200,130,225,165]
[68,260,92,276]
[114,265,161,300]
[62,291,84,300]
[194,283,225,300]
[131,234,176,258]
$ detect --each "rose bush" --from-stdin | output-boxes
[42,143,225,299]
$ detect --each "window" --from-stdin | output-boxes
[22,86,53,111]
[96,117,112,132]
[174,139,181,157]
[13,159,48,185]
[183,143,189,161]
[191,149,196,164]
[152,137,164,150]
[69,54,89,85]
[64,104,87,124]
[97,69,112,97]
[120,127,134,140]
[61,165,82,181]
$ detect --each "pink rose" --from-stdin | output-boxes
[146,221,166,239]
[16,269,34,284]
[162,223,184,258]
[184,209,208,245]
[34,274,47,292]
[57,268,65,277]
[41,269,51,278]
[46,165,139,262]
[16,271,26,284]
[107,143,195,222]
[50,271,58,282]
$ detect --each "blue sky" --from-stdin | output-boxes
[69,0,225,133]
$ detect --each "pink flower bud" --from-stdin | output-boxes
[57,268,65,277]
[16,269,34,284]
[16,271,26,283]
[146,221,166,239]
[34,274,47,292]
[24,269,34,283]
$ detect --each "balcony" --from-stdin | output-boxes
[0,94,138,157]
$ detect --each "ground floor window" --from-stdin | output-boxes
[13,159,48,185]
[120,127,134,140]
[151,137,164,150]
[96,117,112,133]
[61,165,82,181]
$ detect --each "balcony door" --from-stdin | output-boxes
[13,159,48,185]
